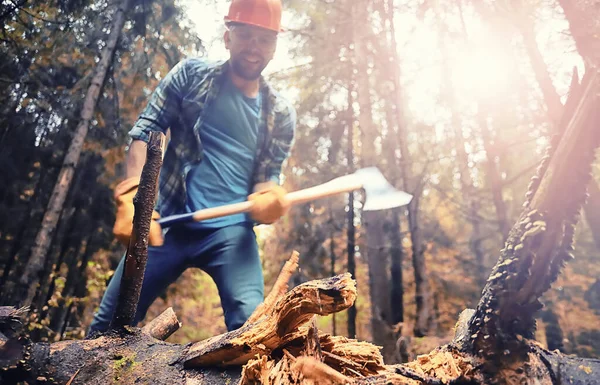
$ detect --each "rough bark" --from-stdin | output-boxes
[111,132,163,329]
[15,0,133,308]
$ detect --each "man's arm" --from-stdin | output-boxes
[128,59,190,144]
[255,103,297,187]
[125,140,149,179]
[247,103,296,224]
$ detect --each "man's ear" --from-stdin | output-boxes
[224,30,231,49]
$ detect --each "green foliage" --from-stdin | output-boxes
[113,352,138,382]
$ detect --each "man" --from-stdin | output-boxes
[89,0,296,334]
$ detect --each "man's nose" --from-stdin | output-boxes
[246,36,261,49]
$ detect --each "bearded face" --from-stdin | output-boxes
[225,23,277,80]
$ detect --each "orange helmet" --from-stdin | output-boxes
[224,0,283,33]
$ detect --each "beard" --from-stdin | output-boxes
[230,54,267,81]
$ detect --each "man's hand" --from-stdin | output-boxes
[113,177,164,246]
[248,184,290,224]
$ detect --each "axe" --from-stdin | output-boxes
[156,167,412,228]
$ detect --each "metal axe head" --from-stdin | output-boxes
[354,167,413,211]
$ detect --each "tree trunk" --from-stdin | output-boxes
[389,211,404,325]
[554,0,600,250]
[557,0,600,68]
[0,167,45,299]
[479,119,511,240]
[48,230,93,339]
[584,180,600,248]
[351,0,398,357]
[345,80,357,340]
[15,0,133,307]
[463,68,600,362]
[35,164,86,319]
[518,16,563,126]
[111,132,163,329]
[329,207,337,336]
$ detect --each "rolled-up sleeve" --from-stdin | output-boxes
[128,59,190,143]
[264,103,296,184]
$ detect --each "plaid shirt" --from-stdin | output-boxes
[128,58,296,217]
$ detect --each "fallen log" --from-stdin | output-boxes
[0,268,361,384]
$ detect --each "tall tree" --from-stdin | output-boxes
[351,0,399,360]
[14,0,134,307]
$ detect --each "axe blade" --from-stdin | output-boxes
[354,167,413,211]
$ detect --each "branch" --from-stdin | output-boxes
[141,307,180,340]
[111,131,164,329]
[465,69,600,358]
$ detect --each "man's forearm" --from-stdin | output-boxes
[126,140,149,179]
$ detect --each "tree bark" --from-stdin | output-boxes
[16,0,133,308]
[345,27,357,341]
[463,69,600,363]
[111,132,163,329]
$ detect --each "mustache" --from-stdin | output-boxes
[240,51,264,61]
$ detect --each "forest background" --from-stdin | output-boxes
[1,0,599,365]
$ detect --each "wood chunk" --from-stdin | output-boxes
[292,356,352,384]
[141,307,181,341]
[183,273,356,367]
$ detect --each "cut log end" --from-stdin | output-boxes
[141,307,181,341]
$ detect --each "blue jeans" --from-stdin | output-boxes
[89,224,263,333]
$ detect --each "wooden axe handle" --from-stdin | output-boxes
[157,174,364,228]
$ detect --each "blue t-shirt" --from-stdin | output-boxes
[185,76,261,228]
